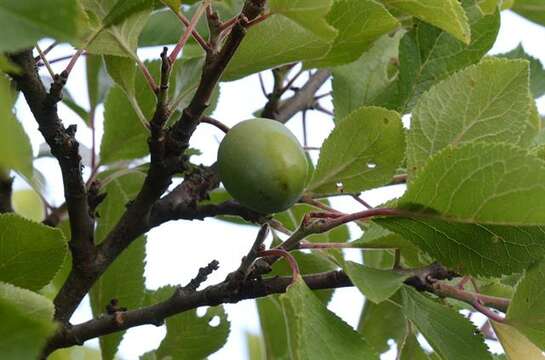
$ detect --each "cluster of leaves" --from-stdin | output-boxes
[2,0,545,359]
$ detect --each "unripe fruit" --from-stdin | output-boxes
[218,118,308,214]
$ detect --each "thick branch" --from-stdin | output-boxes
[45,270,352,353]
[8,50,95,290]
[45,261,504,355]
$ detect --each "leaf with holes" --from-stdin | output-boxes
[154,306,230,359]
[307,106,405,194]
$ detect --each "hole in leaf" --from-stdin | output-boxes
[196,306,208,318]
[367,162,377,169]
[208,315,221,327]
[336,182,344,193]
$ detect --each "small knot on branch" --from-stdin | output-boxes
[183,260,220,292]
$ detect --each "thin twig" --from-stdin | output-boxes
[136,56,158,93]
[351,194,372,209]
[313,102,333,116]
[200,116,230,133]
[258,73,268,98]
[173,11,210,51]
[302,110,308,147]
[35,44,55,78]
[169,0,210,64]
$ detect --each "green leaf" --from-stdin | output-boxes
[0,1,83,52]
[0,55,20,74]
[398,330,432,360]
[12,189,44,222]
[507,259,545,350]
[224,14,330,81]
[307,106,405,194]
[395,1,500,111]
[0,76,33,179]
[100,84,148,164]
[61,88,89,123]
[331,33,402,120]
[279,277,379,359]
[307,0,399,68]
[269,0,337,40]
[376,143,545,276]
[83,0,152,57]
[104,55,136,95]
[257,296,290,360]
[357,297,406,354]
[343,261,408,303]
[161,0,182,12]
[512,0,545,26]
[87,55,113,114]
[407,58,530,175]
[0,214,66,291]
[91,172,147,360]
[139,2,241,48]
[0,282,56,359]
[477,0,500,14]
[100,55,213,164]
[154,306,230,359]
[499,44,545,98]
[103,0,155,27]
[492,322,545,360]
[403,143,545,226]
[245,332,266,360]
[382,0,470,43]
[400,286,492,360]
[352,222,428,268]
[377,215,545,277]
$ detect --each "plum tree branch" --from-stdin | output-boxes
[48,0,268,324]
[262,69,331,123]
[8,50,96,298]
[44,260,505,355]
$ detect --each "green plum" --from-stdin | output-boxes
[218,118,308,214]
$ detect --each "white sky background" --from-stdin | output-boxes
[13,9,545,359]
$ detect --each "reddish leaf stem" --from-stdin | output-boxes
[258,249,300,283]
[169,0,209,64]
